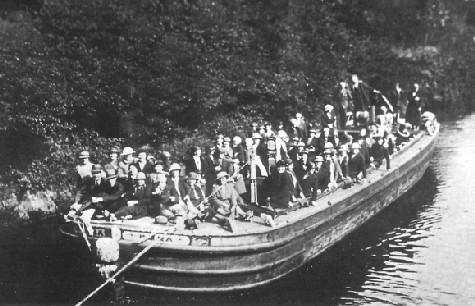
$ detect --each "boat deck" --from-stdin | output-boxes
[89,132,426,238]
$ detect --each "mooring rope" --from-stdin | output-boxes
[74,231,159,306]
[73,163,249,305]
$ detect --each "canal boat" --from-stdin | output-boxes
[61,121,439,292]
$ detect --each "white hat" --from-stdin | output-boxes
[216,171,229,180]
[315,156,324,162]
[169,163,181,172]
[120,147,135,156]
[324,142,334,149]
[351,142,361,149]
[78,150,90,159]
[324,104,334,111]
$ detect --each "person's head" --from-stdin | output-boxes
[216,171,228,185]
[190,146,200,157]
[296,112,303,121]
[109,147,120,161]
[351,74,359,84]
[259,125,265,134]
[297,142,305,152]
[324,149,333,161]
[376,136,384,145]
[252,133,262,144]
[276,160,286,174]
[169,163,181,178]
[78,151,90,164]
[315,156,324,169]
[309,161,317,173]
[286,159,293,171]
[338,145,348,156]
[223,137,231,147]
[301,151,308,162]
[154,160,164,173]
[92,164,102,180]
[232,136,242,146]
[138,151,147,162]
[265,122,272,131]
[204,145,215,157]
[309,129,317,138]
[135,172,146,187]
[121,147,135,163]
[351,142,360,154]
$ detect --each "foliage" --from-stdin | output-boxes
[0,0,474,203]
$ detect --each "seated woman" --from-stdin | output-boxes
[267,160,294,209]
[209,172,250,231]
[160,163,189,221]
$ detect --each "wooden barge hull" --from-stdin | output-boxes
[65,130,438,292]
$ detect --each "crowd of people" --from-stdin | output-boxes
[69,74,430,231]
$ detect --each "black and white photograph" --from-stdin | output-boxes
[0,0,473,305]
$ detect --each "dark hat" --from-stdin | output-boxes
[92,164,102,174]
[285,159,293,166]
[276,160,286,167]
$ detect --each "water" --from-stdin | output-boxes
[1,115,475,305]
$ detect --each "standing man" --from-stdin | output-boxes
[406,83,422,130]
[391,83,406,124]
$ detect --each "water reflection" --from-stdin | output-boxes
[2,115,475,305]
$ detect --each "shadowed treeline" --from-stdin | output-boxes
[0,0,474,207]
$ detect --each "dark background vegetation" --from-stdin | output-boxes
[0,0,474,202]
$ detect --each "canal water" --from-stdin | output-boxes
[1,114,475,305]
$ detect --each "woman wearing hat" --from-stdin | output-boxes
[105,147,120,170]
[267,160,294,209]
[160,163,189,220]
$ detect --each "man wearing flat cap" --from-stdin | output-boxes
[75,150,93,187]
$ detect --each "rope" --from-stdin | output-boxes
[74,231,159,306]
[73,163,248,305]
[76,219,92,252]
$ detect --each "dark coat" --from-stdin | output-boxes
[134,161,154,174]
[162,177,189,206]
[301,173,318,200]
[75,177,126,212]
[406,90,422,126]
[184,156,203,174]
[370,143,390,169]
[349,153,367,179]
[269,172,293,208]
